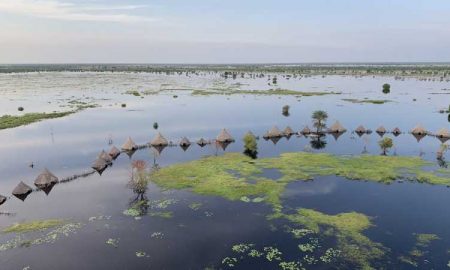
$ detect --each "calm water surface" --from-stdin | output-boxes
[0,73,449,269]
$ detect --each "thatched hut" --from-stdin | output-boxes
[216,141,231,151]
[376,126,387,135]
[283,126,295,136]
[121,137,137,151]
[151,133,169,146]
[109,146,121,160]
[392,127,401,136]
[436,128,450,138]
[355,125,366,134]
[411,124,427,135]
[179,137,191,151]
[300,126,311,135]
[265,126,283,138]
[0,195,6,206]
[34,168,58,189]
[99,150,113,164]
[12,181,32,201]
[216,129,234,143]
[92,158,108,175]
[329,121,346,133]
[197,138,208,147]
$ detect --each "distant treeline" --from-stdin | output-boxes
[1,63,450,77]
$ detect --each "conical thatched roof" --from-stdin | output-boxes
[301,126,311,134]
[109,146,121,160]
[12,181,32,201]
[329,121,346,133]
[283,126,295,136]
[151,133,169,146]
[436,128,450,138]
[92,158,108,174]
[376,126,387,134]
[99,150,113,164]
[392,127,401,135]
[216,129,234,143]
[121,137,137,151]
[0,195,6,206]
[265,126,283,138]
[355,125,366,133]
[179,137,191,147]
[197,138,208,147]
[411,124,427,135]
[34,168,58,189]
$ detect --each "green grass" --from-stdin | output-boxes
[2,219,65,233]
[0,111,74,130]
[342,98,391,104]
[125,90,141,96]
[191,88,341,96]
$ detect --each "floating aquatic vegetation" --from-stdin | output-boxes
[319,248,341,263]
[264,246,282,262]
[342,98,391,104]
[302,254,317,265]
[2,219,65,234]
[289,228,314,238]
[204,211,213,217]
[222,257,238,267]
[279,261,302,270]
[0,222,82,252]
[123,208,141,218]
[398,233,440,267]
[283,209,385,270]
[150,232,164,239]
[148,211,173,219]
[88,215,111,222]
[150,152,450,213]
[148,199,178,209]
[135,251,147,257]
[298,242,316,253]
[106,238,119,248]
[188,202,202,210]
[231,243,254,254]
[248,249,263,258]
[191,88,341,97]
[240,196,265,203]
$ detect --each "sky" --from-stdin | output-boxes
[0,0,450,63]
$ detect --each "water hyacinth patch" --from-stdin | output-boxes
[264,246,282,262]
[106,238,119,248]
[222,257,238,267]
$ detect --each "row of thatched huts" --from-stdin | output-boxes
[1,125,448,207]
[0,129,236,206]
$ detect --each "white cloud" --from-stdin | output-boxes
[0,0,156,23]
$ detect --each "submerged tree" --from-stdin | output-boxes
[243,132,258,159]
[311,110,328,134]
[382,83,391,94]
[378,137,393,155]
[310,137,327,150]
[282,105,290,117]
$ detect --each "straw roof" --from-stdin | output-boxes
[109,146,121,160]
[197,138,208,147]
[300,126,311,134]
[0,195,6,206]
[121,137,137,151]
[411,124,427,135]
[216,129,234,143]
[151,133,169,146]
[265,126,283,138]
[34,168,58,189]
[355,125,366,133]
[283,126,295,136]
[329,121,346,133]
[99,150,113,164]
[92,158,108,174]
[12,181,32,201]
[376,126,387,134]
[392,127,401,135]
[179,137,191,147]
[436,128,450,138]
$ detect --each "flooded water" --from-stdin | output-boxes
[0,71,449,269]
